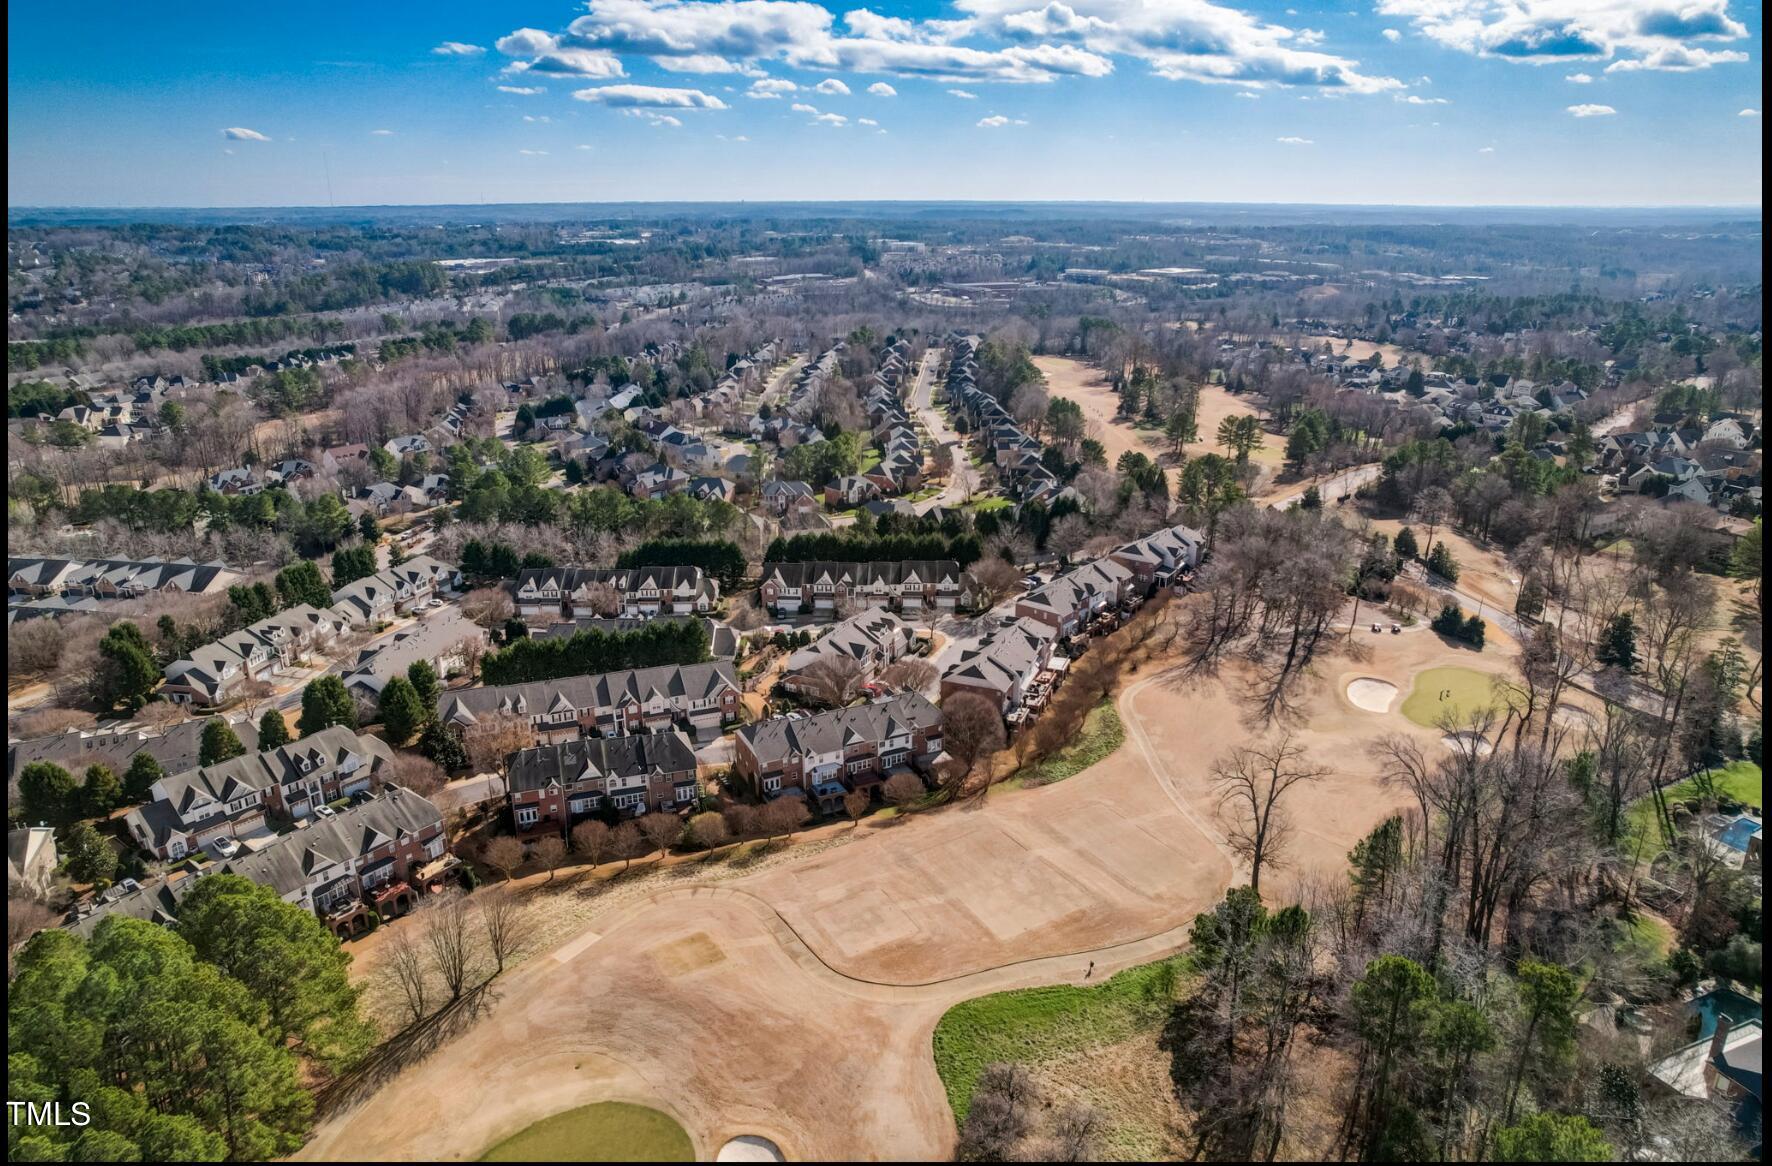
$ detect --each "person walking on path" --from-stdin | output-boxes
[1085,960,1095,980]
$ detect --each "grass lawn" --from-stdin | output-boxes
[969,496,1013,513]
[932,958,1187,1124]
[857,446,882,474]
[1399,665,1503,728]
[478,1103,693,1162]
[1624,760,1763,845]
[1002,699,1124,790]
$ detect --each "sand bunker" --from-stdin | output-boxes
[717,1136,786,1162]
[1346,678,1400,713]
[1441,731,1494,756]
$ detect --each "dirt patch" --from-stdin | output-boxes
[650,932,727,977]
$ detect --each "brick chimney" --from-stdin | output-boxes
[1709,1013,1734,1062]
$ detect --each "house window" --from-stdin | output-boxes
[515,806,539,827]
[848,759,873,774]
[763,776,782,793]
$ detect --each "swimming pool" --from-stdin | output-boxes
[1692,988,1762,1041]
[1716,816,1762,852]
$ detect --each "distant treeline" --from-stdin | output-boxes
[480,618,710,686]
[764,531,981,566]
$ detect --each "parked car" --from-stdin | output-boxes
[314,804,337,818]
[212,838,239,859]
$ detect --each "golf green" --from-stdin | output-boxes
[478,1102,694,1162]
[1401,666,1501,728]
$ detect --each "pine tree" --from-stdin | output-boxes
[98,621,160,711]
[377,676,426,746]
[1393,526,1419,561]
[64,820,118,886]
[406,659,441,710]
[124,752,166,804]
[257,708,292,752]
[1597,613,1638,673]
[199,719,246,766]
[298,676,357,736]
[82,764,124,817]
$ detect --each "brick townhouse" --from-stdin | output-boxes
[733,693,943,813]
[504,731,700,834]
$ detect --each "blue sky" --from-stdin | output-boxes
[7,1,1763,207]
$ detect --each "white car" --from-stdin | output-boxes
[314,804,337,819]
[211,838,239,859]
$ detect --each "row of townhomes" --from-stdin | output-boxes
[8,555,242,622]
[944,332,1065,506]
[511,564,721,620]
[160,555,460,706]
[505,731,701,834]
[1597,413,1761,514]
[942,525,1204,725]
[122,725,393,860]
[828,336,926,506]
[758,559,970,616]
[733,692,945,813]
[780,609,921,700]
[78,784,449,941]
[436,660,742,743]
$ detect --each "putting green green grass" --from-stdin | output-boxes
[1400,666,1502,728]
[478,1102,693,1162]
[932,958,1187,1124]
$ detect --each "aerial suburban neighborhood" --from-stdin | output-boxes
[5,2,1765,1162]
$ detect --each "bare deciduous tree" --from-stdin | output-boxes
[477,893,536,976]
[879,656,937,694]
[570,819,611,868]
[941,692,1008,787]
[842,787,872,827]
[762,796,810,840]
[882,772,925,813]
[479,835,525,882]
[686,810,729,858]
[967,556,1026,611]
[796,653,869,707]
[460,587,515,630]
[464,712,533,781]
[1210,733,1330,896]
[422,896,477,1002]
[386,752,447,800]
[635,812,681,862]
[384,926,431,1027]
[532,834,567,881]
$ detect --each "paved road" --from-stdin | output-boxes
[1264,462,1381,510]
[907,348,980,514]
[434,772,505,812]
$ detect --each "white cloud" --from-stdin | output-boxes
[735,134,750,140]
[1374,0,1749,74]
[815,78,851,94]
[523,115,553,122]
[1567,103,1616,117]
[747,77,798,98]
[518,148,550,155]
[867,81,898,95]
[1565,72,1593,83]
[432,41,486,56]
[510,47,626,78]
[221,127,270,141]
[652,53,764,74]
[1276,135,1313,144]
[496,29,558,56]
[1740,108,1760,117]
[1382,28,1402,42]
[948,88,978,98]
[626,109,684,126]
[1397,94,1449,104]
[1478,145,1495,152]
[813,111,848,124]
[370,128,396,135]
[858,116,879,125]
[1235,91,1260,98]
[494,0,1394,91]
[573,84,728,109]
[960,0,1399,92]
[576,143,595,149]
[499,85,547,94]
[977,114,1026,126]
[791,102,820,113]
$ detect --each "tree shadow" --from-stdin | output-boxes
[315,979,502,1118]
